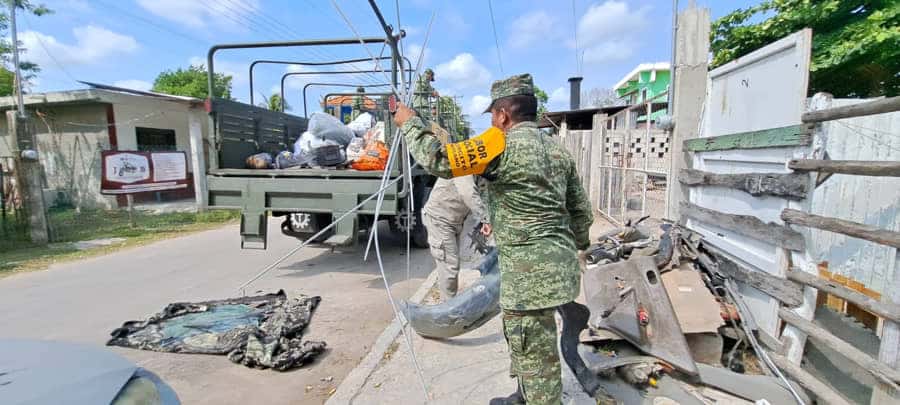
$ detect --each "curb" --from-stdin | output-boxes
[326,269,438,405]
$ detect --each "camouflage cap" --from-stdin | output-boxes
[484,73,534,113]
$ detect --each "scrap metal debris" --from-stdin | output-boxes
[107,290,325,371]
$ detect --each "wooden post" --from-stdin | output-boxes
[664,5,709,221]
[873,249,900,404]
[802,95,900,123]
[188,112,208,211]
[126,194,135,228]
[589,113,607,212]
[7,110,48,244]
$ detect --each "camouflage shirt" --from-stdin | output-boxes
[401,117,593,310]
[412,76,434,111]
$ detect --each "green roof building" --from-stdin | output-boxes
[613,62,670,122]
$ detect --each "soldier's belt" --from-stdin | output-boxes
[446,127,505,177]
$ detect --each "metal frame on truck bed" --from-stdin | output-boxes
[204,32,433,250]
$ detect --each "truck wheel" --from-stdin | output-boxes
[391,209,429,248]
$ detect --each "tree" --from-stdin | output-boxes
[437,95,471,141]
[712,1,899,97]
[1,1,52,96]
[260,93,289,112]
[534,85,549,122]
[152,64,233,99]
[583,87,625,107]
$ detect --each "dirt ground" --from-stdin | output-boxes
[0,218,433,404]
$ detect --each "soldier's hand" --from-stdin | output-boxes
[393,102,417,126]
[481,223,492,237]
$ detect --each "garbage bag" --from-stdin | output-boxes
[364,122,385,144]
[312,144,346,167]
[346,137,366,162]
[245,152,272,169]
[347,112,375,137]
[294,131,343,156]
[350,140,389,171]
[307,112,354,146]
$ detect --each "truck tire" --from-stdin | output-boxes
[390,177,431,248]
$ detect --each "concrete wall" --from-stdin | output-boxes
[107,93,209,173]
[0,104,116,210]
[0,91,211,210]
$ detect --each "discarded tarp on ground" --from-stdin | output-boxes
[107,290,326,371]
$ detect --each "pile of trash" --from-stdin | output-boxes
[244,112,389,171]
[569,221,810,404]
[406,219,813,403]
[107,290,326,372]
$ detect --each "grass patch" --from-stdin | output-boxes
[1,208,239,275]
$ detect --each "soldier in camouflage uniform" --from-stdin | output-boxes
[350,86,365,121]
[412,68,439,117]
[394,73,593,404]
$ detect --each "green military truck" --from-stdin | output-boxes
[202,36,431,249]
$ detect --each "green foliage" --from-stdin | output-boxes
[534,85,549,122]
[152,65,233,99]
[0,1,53,94]
[0,67,13,96]
[262,93,289,112]
[438,96,471,140]
[712,0,900,97]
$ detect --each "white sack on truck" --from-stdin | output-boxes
[307,112,354,146]
[347,112,375,137]
[294,131,340,155]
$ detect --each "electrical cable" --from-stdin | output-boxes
[220,0,386,87]
[724,279,807,405]
[487,0,505,75]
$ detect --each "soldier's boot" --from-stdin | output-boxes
[488,387,524,405]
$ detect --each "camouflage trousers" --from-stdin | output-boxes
[502,307,562,405]
[423,212,462,300]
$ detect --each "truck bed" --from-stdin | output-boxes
[209,168,401,178]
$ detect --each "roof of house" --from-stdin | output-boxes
[538,106,628,129]
[0,83,203,110]
[613,62,671,91]
[324,95,377,108]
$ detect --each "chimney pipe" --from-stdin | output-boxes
[568,76,582,110]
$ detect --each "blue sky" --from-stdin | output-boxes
[19,0,761,131]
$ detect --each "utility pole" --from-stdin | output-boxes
[8,1,49,244]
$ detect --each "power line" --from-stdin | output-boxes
[222,0,385,85]
[487,0,505,75]
[20,13,79,86]
[94,0,207,47]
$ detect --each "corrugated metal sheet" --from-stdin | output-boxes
[808,100,900,294]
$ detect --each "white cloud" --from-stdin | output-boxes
[548,86,568,110]
[20,25,138,67]
[113,79,153,91]
[575,1,649,65]
[136,0,261,29]
[465,94,492,117]
[434,53,491,92]
[508,11,560,49]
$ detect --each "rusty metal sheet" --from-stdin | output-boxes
[583,255,699,376]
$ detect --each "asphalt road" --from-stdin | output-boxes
[0,218,433,404]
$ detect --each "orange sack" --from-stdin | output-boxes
[351,140,389,171]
